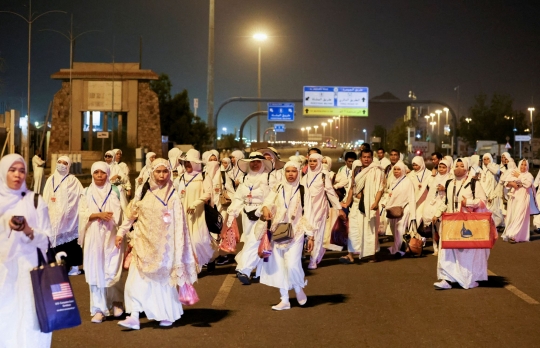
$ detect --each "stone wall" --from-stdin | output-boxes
[137,82,162,158]
[48,82,70,162]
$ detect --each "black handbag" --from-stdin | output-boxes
[204,203,223,234]
[243,208,260,221]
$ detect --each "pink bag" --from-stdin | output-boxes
[123,245,133,270]
[178,283,199,306]
[257,229,272,259]
[219,219,240,253]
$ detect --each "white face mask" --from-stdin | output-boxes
[322,163,329,171]
[56,163,68,174]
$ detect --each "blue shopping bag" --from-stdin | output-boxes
[30,247,82,333]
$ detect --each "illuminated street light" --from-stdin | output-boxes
[435,110,442,136]
[528,107,535,143]
[430,121,437,132]
[321,122,327,136]
[443,107,449,124]
[313,125,319,134]
[363,128,367,143]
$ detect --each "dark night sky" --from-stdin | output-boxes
[1,0,539,139]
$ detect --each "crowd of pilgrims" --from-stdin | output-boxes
[1,143,538,345]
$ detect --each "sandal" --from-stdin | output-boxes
[339,256,354,264]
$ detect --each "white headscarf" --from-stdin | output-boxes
[386,160,416,220]
[0,154,28,215]
[55,155,71,179]
[412,156,426,172]
[89,161,112,202]
[281,161,302,210]
[221,157,231,172]
[231,150,244,162]
[168,148,182,171]
[435,157,452,186]
[112,149,122,164]
[105,150,115,166]
[469,155,481,174]
[146,152,156,167]
[322,156,333,172]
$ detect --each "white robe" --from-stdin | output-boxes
[407,168,430,225]
[323,171,342,251]
[385,175,417,255]
[176,172,218,271]
[260,184,306,290]
[480,163,504,227]
[32,155,45,194]
[434,177,490,289]
[347,165,383,258]
[0,193,52,348]
[43,174,84,247]
[78,185,124,315]
[502,172,535,242]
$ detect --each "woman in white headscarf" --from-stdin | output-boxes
[423,157,452,256]
[260,161,308,310]
[480,153,503,227]
[407,156,429,225]
[43,155,84,275]
[227,152,272,284]
[468,155,482,177]
[384,160,417,257]
[176,149,218,272]
[502,159,538,243]
[112,149,132,198]
[228,150,245,188]
[135,151,156,191]
[78,161,125,323]
[116,158,198,330]
[0,154,52,348]
[168,147,183,172]
[301,153,344,269]
[433,158,494,290]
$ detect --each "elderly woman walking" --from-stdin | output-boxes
[116,158,198,329]
[43,155,84,275]
[79,161,126,323]
[0,154,53,347]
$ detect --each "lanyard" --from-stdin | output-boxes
[52,174,70,193]
[282,186,300,209]
[307,172,320,188]
[346,168,350,178]
[416,169,426,183]
[92,187,113,212]
[182,173,199,188]
[391,176,405,191]
[150,188,176,207]
[453,177,467,210]
[248,185,254,195]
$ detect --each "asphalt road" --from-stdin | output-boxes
[51,232,540,348]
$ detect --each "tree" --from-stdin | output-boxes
[150,74,214,150]
[371,125,387,149]
[218,133,242,149]
[459,93,527,146]
[386,118,410,154]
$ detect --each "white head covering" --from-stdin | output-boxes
[221,157,231,171]
[393,160,408,180]
[181,149,203,173]
[259,148,285,170]
[168,148,183,170]
[89,161,112,209]
[146,152,156,167]
[518,159,529,173]
[501,152,511,162]
[307,153,323,174]
[205,161,221,181]
[482,153,494,167]
[105,150,115,165]
[322,156,333,172]
[412,156,426,172]
[444,156,454,168]
[55,155,71,178]
[0,154,28,215]
[112,149,122,164]
[289,155,303,167]
[238,152,272,173]
[231,150,244,162]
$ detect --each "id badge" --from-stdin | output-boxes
[163,209,172,224]
[247,193,253,205]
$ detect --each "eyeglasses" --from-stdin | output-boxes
[104,155,112,158]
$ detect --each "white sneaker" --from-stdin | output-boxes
[432,252,438,256]
[159,320,173,327]
[434,279,452,290]
[296,289,307,306]
[421,237,427,247]
[68,266,81,276]
[307,260,317,270]
[118,316,140,330]
[91,312,105,323]
[271,301,291,311]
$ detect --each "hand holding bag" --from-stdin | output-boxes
[403,220,423,257]
[178,283,200,306]
[219,218,240,253]
[257,225,272,259]
[272,223,294,244]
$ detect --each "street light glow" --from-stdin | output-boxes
[253,33,268,41]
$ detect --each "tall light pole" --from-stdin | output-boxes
[424,115,430,140]
[327,119,333,140]
[253,32,267,143]
[42,14,100,151]
[301,127,305,142]
[321,122,327,137]
[435,109,442,136]
[306,126,311,143]
[1,1,65,161]
[528,107,535,140]
[363,129,367,144]
[313,125,318,134]
[443,107,449,124]
[207,0,215,143]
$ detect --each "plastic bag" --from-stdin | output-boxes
[178,283,199,306]
[219,219,240,253]
[257,229,272,259]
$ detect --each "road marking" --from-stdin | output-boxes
[488,270,539,305]
[211,271,237,307]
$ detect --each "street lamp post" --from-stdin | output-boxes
[327,119,333,140]
[253,32,267,143]
[321,122,327,137]
[435,109,442,136]
[465,117,472,130]
[443,107,449,124]
[306,126,311,143]
[313,125,319,134]
[424,115,430,140]
[0,1,65,161]
[363,129,367,144]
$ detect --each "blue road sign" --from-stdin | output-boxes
[268,103,295,122]
[274,124,286,133]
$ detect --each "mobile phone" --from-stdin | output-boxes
[11,216,25,226]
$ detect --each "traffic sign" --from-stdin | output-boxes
[268,103,295,122]
[515,135,531,142]
[505,142,512,149]
[303,86,369,117]
[273,124,286,133]
[97,132,109,139]
[442,144,451,149]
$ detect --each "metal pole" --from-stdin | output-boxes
[206,0,214,139]
[27,2,31,163]
[257,46,261,143]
